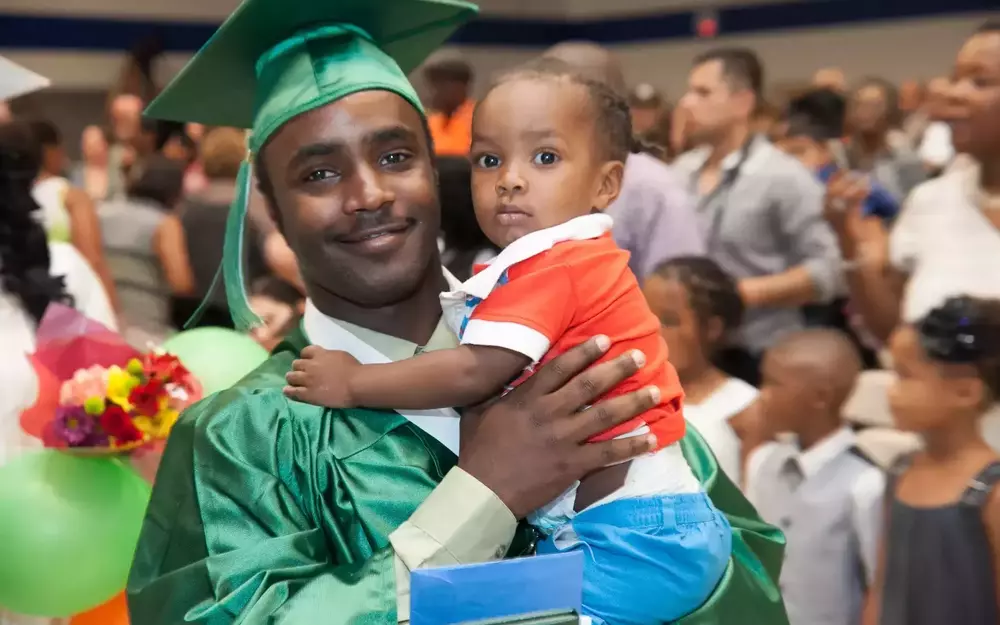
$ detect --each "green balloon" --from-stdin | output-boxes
[0,452,151,617]
[162,327,269,395]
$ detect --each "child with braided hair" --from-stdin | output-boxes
[869,296,1000,625]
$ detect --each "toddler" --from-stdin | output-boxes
[285,61,731,625]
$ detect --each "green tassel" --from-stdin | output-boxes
[183,159,261,330]
[222,159,263,330]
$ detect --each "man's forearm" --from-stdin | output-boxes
[739,266,818,309]
[390,467,518,622]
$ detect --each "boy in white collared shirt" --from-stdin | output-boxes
[746,329,885,625]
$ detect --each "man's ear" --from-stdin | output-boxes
[593,160,625,211]
[253,176,284,235]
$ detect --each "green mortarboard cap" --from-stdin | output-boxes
[145,0,479,329]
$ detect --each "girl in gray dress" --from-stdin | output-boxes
[871,296,1000,625]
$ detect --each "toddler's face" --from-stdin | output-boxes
[469,77,622,248]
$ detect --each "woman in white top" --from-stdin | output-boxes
[0,121,116,625]
[825,22,1000,452]
[829,22,1000,344]
[28,119,119,312]
[643,257,762,486]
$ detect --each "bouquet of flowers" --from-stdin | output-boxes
[20,304,202,454]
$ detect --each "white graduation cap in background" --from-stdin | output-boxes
[0,56,50,101]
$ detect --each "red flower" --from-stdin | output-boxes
[129,378,166,416]
[99,404,143,444]
[144,353,190,383]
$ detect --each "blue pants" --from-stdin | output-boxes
[537,493,732,625]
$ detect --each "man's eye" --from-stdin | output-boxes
[305,169,338,182]
[533,151,559,166]
[380,152,411,166]
[475,154,500,168]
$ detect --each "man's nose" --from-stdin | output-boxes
[345,164,394,213]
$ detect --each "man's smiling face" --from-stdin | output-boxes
[260,90,442,309]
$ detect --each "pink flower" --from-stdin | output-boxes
[59,365,109,406]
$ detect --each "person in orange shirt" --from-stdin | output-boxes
[284,60,731,625]
[424,55,475,155]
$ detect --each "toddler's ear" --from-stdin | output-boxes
[593,160,625,211]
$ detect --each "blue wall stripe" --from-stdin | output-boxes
[0,0,993,51]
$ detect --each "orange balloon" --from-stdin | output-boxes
[70,591,129,625]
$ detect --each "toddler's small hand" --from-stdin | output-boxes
[284,346,362,408]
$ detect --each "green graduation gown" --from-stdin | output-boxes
[127,328,788,624]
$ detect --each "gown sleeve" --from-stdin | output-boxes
[126,389,400,624]
[676,426,791,625]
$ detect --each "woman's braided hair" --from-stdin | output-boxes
[0,121,73,323]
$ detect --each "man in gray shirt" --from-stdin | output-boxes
[542,42,706,280]
[674,47,842,383]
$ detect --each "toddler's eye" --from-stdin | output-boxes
[475,153,501,168]
[533,151,559,166]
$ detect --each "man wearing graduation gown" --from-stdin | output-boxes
[126,0,789,623]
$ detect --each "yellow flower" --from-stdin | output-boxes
[105,366,137,410]
[134,397,180,439]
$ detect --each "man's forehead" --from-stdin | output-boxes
[690,60,726,87]
[269,90,425,153]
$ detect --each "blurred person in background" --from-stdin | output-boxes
[436,155,498,280]
[185,122,205,144]
[542,42,706,280]
[424,53,474,156]
[629,83,665,137]
[100,155,184,346]
[778,88,897,367]
[747,329,881,625]
[645,257,762,486]
[837,77,926,201]
[675,47,841,385]
[813,67,847,93]
[753,100,783,140]
[160,124,206,195]
[671,104,694,156]
[918,77,957,175]
[629,83,675,160]
[70,125,111,201]
[29,119,119,312]
[782,88,901,225]
[829,24,1000,463]
[157,127,267,329]
[106,93,144,199]
[897,79,929,147]
[829,21,1000,348]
